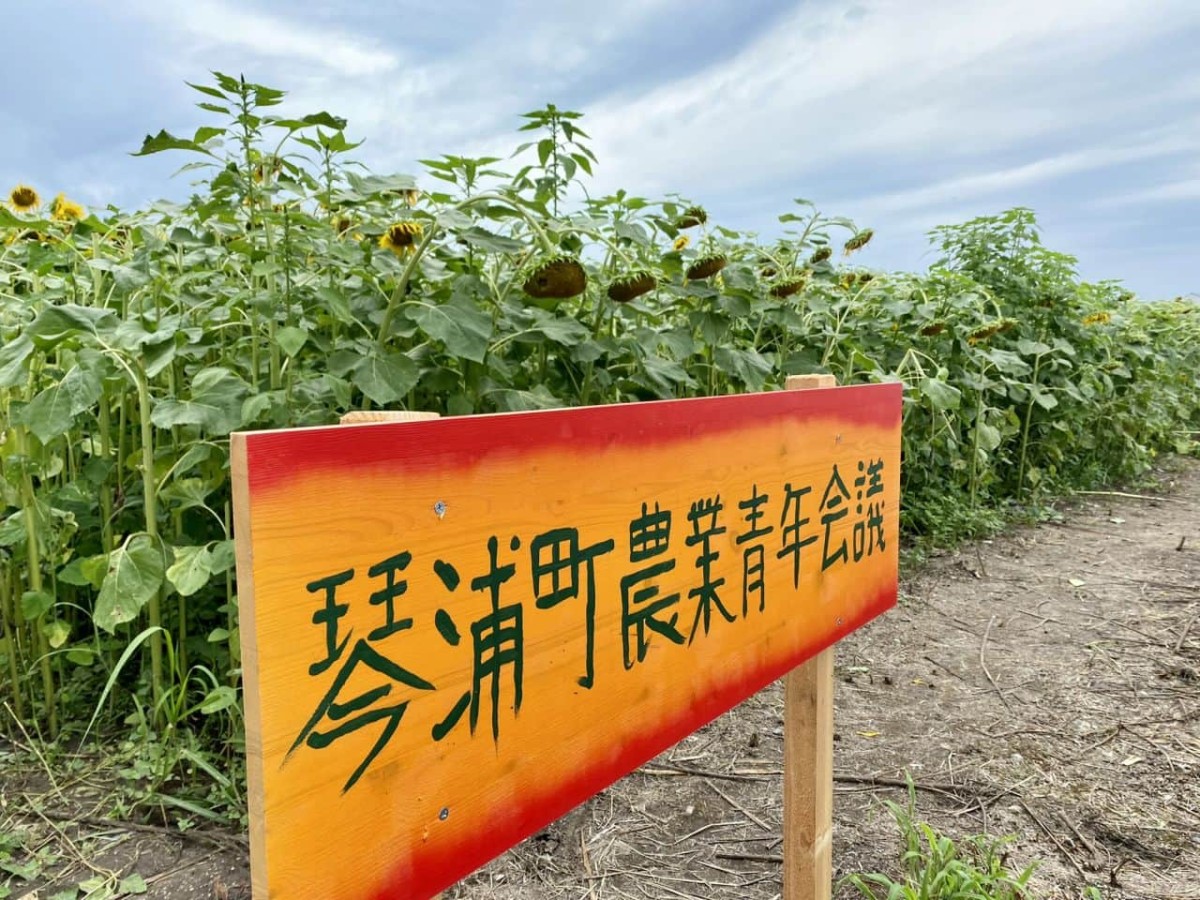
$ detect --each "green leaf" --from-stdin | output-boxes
[455,226,525,254]
[25,305,118,348]
[67,648,96,666]
[714,346,773,391]
[20,590,53,621]
[276,326,309,358]
[406,295,493,364]
[42,619,70,650]
[58,554,107,588]
[160,478,214,512]
[0,333,34,389]
[18,363,103,442]
[167,544,214,597]
[132,129,212,157]
[209,539,236,575]
[919,377,962,411]
[186,81,229,100]
[150,367,248,435]
[207,627,231,643]
[977,423,1002,452]
[352,352,420,406]
[527,312,590,347]
[118,873,148,894]
[94,535,165,634]
[199,685,238,715]
[1032,388,1058,410]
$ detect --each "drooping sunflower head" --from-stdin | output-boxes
[673,234,690,252]
[607,270,657,303]
[810,245,833,264]
[9,185,40,212]
[768,269,811,298]
[523,254,588,300]
[379,221,424,256]
[966,318,1017,345]
[333,216,353,235]
[686,254,727,281]
[843,228,874,255]
[919,320,948,337]
[676,206,707,229]
[839,272,858,290]
[50,193,85,223]
[1082,311,1112,326]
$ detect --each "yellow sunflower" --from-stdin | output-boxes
[673,234,690,251]
[51,193,85,223]
[9,185,40,212]
[379,221,424,257]
[1082,311,1112,326]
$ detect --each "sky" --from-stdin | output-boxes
[3,0,1198,299]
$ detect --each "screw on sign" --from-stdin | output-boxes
[232,381,900,899]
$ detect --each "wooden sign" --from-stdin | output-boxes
[231,384,901,899]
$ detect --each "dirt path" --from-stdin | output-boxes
[6,460,1198,899]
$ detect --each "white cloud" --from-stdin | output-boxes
[572,0,1200,199]
[844,131,1200,217]
[1092,176,1200,207]
[129,0,399,76]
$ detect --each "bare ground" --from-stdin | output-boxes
[4,459,1198,899]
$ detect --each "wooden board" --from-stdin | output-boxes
[231,385,902,899]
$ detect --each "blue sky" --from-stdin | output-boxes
[4,0,1198,298]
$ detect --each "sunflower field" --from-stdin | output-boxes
[1,75,1197,817]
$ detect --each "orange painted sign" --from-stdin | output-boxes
[231,385,901,899]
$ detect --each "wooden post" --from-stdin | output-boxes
[782,373,837,900]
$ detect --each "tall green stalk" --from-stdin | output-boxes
[16,428,57,737]
[0,568,25,723]
[1016,348,1045,498]
[135,362,164,708]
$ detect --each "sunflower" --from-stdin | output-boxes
[673,234,690,251]
[523,254,588,299]
[768,270,811,298]
[919,321,948,337]
[607,270,657,303]
[333,216,353,235]
[50,193,85,223]
[9,185,40,212]
[966,318,1017,345]
[379,221,424,257]
[686,254,727,280]
[810,246,833,264]
[1082,311,1112,326]
[843,229,874,255]
[676,206,707,229]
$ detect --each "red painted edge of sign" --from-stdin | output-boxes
[369,579,897,900]
[243,384,902,495]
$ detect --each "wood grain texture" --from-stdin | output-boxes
[232,386,900,899]
[339,410,442,425]
[783,374,837,900]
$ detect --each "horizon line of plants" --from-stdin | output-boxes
[1,73,1196,821]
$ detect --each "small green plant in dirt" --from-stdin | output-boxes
[840,777,1038,899]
